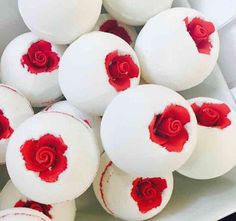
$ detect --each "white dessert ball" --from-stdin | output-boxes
[135,8,220,91]
[103,0,174,26]
[93,154,173,221]
[0,84,34,164]
[101,85,197,177]
[178,97,236,179]
[59,32,140,116]
[6,112,100,204]
[45,100,103,154]
[18,0,102,44]
[0,32,66,107]
[0,208,51,221]
[0,181,76,221]
[93,13,137,47]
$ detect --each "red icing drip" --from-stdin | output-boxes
[0,109,14,141]
[191,102,231,129]
[105,50,139,92]
[99,161,113,214]
[131,177,167,213]
[83,119,91,127]
[15,200,52,219]
[184,17,215,55]
[20,134,67,183]
[21,40,60,74]
[99,19,132,45]
[149,105,190,152]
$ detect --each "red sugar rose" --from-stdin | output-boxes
[149,105,190,152]
[100,20,132,45]
[131,177,167,213]
[0,110,14,141]
[21,40,60,74]
[15,200,52,218]
[20,134,67,183]
[105,50,139,92]
[192,102,231,129]
[185,17,215,54]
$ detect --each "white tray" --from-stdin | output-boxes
[1,0,236,220]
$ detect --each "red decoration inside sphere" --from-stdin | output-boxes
[0,109,14,141]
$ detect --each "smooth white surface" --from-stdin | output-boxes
[93,154,173,221]
[6,112,100,204]
[18,0,102,44]
[0,208,51,221]
[101,85,197,177]
[135,7,220,91]
[103,0,174,26]
[178,97,236,179]
[0,32,66,107]
[59,32,140,116]
[0,181,76,221]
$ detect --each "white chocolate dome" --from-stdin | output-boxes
[93,154,173,221]
[18,0,102,44]
[0,208,51,221]
[45,101,103,154]
[135,8,220,91]
[101,85,197,177]
[178,97,236,179]
[59,32,140,116]
[93,13,137,47]
[0,84,34,164]
[0,181,76,221]
[0,32,66,107]
[103,0,174,26]
[6,112,100,204]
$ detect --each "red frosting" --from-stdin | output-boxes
[131,177,167,213]
[21,40,60,74]
[105,50,139,92]
[0,110,14,141]
[149,105,190,152]
[15,200,52,218]
[192,102,231,129]
[99,19,132,45]
[185,17,215,54]
[20,134,67,183]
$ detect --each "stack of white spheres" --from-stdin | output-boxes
[18,0,103,44]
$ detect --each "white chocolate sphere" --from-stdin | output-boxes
[0,32,66,107]
[178,97,236,179]
[101,85,197,177]
[0,84,34,164]
[0,181,76,221]
[93,13,137,47]
[45,101,103,154]
[103,0,174,26]
[135,8,220,91]
[0,208,51,221]
[18,0,102,44]
[93,154,173,221]
[59,32,140,116]
[6,112,100,204]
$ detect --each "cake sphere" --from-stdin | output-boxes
[59,32,140,116]
[101,85,197,177]
[135,8,220,91]
[6,112,100,204]
[93,13,137,47]
[0,32,66,107]
[0,181,76,221]
[93,154,173,221]
[0,84,34,164]
[0,208,51,221]
[18,0,102,44]
[45,101,103,154]
[178,97,236,179]
[103,0,173,26]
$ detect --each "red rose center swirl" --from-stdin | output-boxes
[140,183,157,199]
[156,118,183,137]
[33,51,48,67]
[35,146,56,168]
